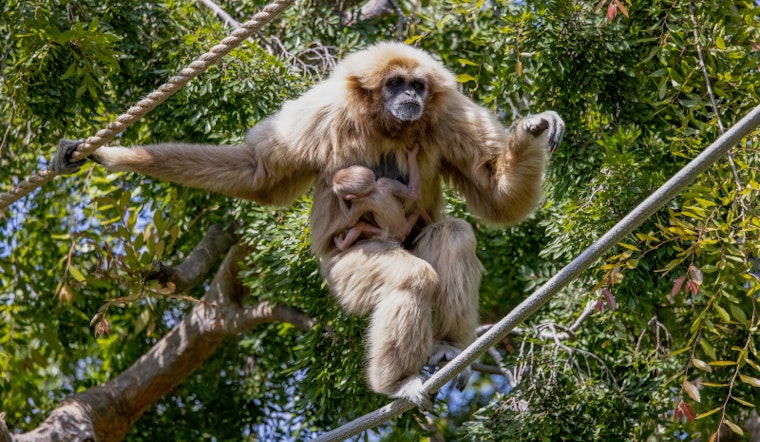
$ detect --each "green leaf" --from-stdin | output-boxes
[456,73,477,84]
[696,407,722,419]
[738,374,760,387]
[716,36,726,50]
[69,266,86,283]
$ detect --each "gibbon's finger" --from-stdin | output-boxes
[51,139,88,175]
[546,111,566,153]
[523,115,550,136]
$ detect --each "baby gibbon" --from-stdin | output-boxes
[332,143,431,251]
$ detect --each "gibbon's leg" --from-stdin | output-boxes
[322,240,438,409]
[413,218,483,390]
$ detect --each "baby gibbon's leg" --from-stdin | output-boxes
[322,240,438,409]
[413,218,483,390]
[334,222,384,251]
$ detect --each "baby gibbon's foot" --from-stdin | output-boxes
[428,344,471,391]
[391,375,435,411]
[51,139,88,175]
[521,111,565,153]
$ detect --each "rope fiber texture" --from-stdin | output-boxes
[311,103,760,442]
[0,0,295,212]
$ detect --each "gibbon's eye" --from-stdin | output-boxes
[410,80,426,92]
[386,76,403,88]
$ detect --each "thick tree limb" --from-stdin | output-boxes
[342,0,396,26]
[9,244,315,441]
[147,224,237,294]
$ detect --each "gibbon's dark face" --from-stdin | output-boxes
[382,75,427,122]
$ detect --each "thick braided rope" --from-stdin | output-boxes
[0,0,294,212]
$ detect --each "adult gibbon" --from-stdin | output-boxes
[332,143,431,251]
[53,42,565,409]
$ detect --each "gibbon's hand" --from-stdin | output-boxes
[51,139,89,175]
[521,110,565,153]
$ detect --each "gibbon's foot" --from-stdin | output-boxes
[391,375,434,411]
[51,139,87,174]
[428,344,471,391]
[522,111,565,153]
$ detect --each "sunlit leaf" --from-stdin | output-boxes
[692,358,712,373]
[733,396,755,408]
[683,379,701,402]
[456,73,477,84]
[738,374,760,387]
[696,407,722,419]
[708,361,737,367]
[724,420,743,436]
[69,266,87,283]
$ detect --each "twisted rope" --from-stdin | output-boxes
[0,0,294,212]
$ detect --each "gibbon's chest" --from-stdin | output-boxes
[334,140,439,184]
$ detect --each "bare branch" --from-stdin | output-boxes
[196,0,242,28]
[342,0,396,26]
[147,224,237,294]
[0,413,11,442]
[225,301,317,334]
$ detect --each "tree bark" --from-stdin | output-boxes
[7,240,314,441]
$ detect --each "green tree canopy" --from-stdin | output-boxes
[1,0,760,440]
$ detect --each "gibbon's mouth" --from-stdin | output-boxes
[393,101,422,121]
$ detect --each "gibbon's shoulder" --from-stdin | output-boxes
[331,42,458,94]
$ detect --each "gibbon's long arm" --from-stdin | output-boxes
[77,118,320,207]
[440,104,564,225]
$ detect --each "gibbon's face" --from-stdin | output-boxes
[382,75,428,122]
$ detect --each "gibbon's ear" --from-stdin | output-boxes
[346,75,373,97]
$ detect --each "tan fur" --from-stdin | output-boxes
[91,42,563,406]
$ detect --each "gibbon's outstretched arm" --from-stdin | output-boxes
[441,105,564,225]
[54,121,320,207]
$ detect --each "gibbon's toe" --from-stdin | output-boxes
[543,110,566,152]
[428,343,471,391]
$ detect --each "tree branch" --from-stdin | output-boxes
[8,242,315,441]
[196,0,242,28]
[342,0,396,26]
[147,224,237,294]
[0,413,11,442]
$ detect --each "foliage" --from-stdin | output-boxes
[2,0,760,440]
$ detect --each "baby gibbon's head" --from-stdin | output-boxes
[333,165,377,200]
